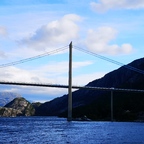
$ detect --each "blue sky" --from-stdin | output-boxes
[0,0,144,102]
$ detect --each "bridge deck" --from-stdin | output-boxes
[0,81,144,93]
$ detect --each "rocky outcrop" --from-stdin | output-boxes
[0,107,22,117]
[0,97,35,117]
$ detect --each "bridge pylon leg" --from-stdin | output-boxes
[111,90,113,122]
[67,42,72,121]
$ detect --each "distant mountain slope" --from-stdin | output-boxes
[0,92,21,106]
[36,58,144,120]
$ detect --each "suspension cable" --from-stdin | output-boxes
[74,45,144,75]
[0,45,68,68]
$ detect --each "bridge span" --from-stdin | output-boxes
[1,80,144,122]
[1,42,144,121]
[1,81,144,93]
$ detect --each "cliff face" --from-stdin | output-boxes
[0,97,35,117]
[0,107,22,117]
[36,58,144,117]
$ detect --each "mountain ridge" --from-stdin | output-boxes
[36,57,144,121]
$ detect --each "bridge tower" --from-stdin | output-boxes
[67,42,72,121]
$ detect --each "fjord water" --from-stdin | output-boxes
[0,117,144,144]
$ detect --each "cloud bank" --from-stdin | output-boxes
[0,26,7,37]
[90,0,144,12]
[85,26,133,55]
[0,60,93,95]
[18,14,133,56]
[20,14,81,51]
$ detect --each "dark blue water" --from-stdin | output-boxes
[0,117,144,144]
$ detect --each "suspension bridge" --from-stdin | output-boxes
[0,42,144,121]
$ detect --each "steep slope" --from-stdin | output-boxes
[36,58,144,119]
[3,97,35,116]
[0,92,21,106]
[0,107,22,117]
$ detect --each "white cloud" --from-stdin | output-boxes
[0,60,93,97]
[0,26,8,37]
[0,60,93,83]
[90,0,144,12]
[30,60,93,84]
[0,66,41,83]
[0,66,67,99]
[85,26,133,55]
[20,14,81,51]
[0,26,8,58]
[0,50,6,59]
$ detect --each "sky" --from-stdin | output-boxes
[0,0,144,102]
